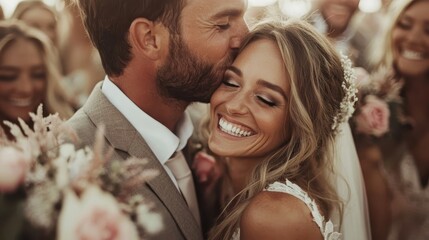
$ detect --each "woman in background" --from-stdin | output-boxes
[11,0,96,109]
[11,1,58,47]
[355,0,429,239]
[0,21,73,139]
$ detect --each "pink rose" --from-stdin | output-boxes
[192,151,223,207]
[0,147,28,193]
[76,207,128,240]
[58,186,139,240]
[355,95,390,137]
[192,151,220,184]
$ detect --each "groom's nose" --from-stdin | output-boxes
[230,19,249,49]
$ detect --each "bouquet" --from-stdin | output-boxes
[350,67,404,138]
[0,105,162,240]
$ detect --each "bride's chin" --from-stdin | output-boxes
[207,138,224,157]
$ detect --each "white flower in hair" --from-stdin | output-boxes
[332,53,358,133]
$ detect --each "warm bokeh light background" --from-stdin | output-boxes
[0,0,383,19]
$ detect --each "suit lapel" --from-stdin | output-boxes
[83,82,202,240]
[129,139,201,240]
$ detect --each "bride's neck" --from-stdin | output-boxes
[226,157,261,194]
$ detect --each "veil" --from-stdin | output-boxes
[331,122,371,240]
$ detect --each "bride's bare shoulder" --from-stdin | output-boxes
[239,191,323,240]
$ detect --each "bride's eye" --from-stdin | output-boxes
[222,79,240,88]
[256,95,276,107]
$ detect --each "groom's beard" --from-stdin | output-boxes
[156,34,234,103]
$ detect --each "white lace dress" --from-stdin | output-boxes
[232,180,341,240]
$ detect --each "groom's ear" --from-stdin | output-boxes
[129,18,169,60]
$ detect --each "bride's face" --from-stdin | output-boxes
[208,39,290,159]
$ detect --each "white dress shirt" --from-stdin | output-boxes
[101,77,194,189]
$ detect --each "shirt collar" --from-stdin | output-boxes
[101,76,194,164]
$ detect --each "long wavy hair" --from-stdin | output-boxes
[207,19,346,240]
[0,21,73,119]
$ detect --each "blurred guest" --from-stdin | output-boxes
[311,0,363,64]
[352,0,395,71]
[353,0,429,239]
[55,0,105,107]
[11,0,96,109]
[11,0,58,47]
[0,21,73,139]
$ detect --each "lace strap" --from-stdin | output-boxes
[265,180,341,240]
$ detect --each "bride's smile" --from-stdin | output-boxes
[218,115,255,137]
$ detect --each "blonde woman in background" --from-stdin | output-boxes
[0,21,73,139]
[355,0,429,239]
[11,0,58,47]
[11,0,101,108]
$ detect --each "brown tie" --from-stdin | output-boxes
[166,151,201,226]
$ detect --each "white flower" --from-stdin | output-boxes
[24,181,61,229]
[58,186,139,240]
[68,146,93,181]
[52,144,76,188]
[59,143,76,159]
[15,137,40,165]
[26,164,48,184]
[332,54,358,133]
[136,203,163,235]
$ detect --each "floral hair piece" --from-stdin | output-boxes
[332,53,358,133]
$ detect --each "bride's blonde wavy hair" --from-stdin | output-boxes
[206,19,346,240]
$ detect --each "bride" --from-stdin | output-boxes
[196,19,359,240]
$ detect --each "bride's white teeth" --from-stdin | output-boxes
[218,117,254,137]
[9,98,32,107]
[402,50,425,60]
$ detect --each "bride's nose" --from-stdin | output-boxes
[225,92,249,115]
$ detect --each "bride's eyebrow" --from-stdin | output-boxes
[256,79,288,101]
[227,65,242,77]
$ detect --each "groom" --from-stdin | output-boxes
[67,0,247,239]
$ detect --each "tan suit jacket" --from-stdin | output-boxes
[67,82,203,240]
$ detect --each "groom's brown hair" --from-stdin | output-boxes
[75,0,184,76]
